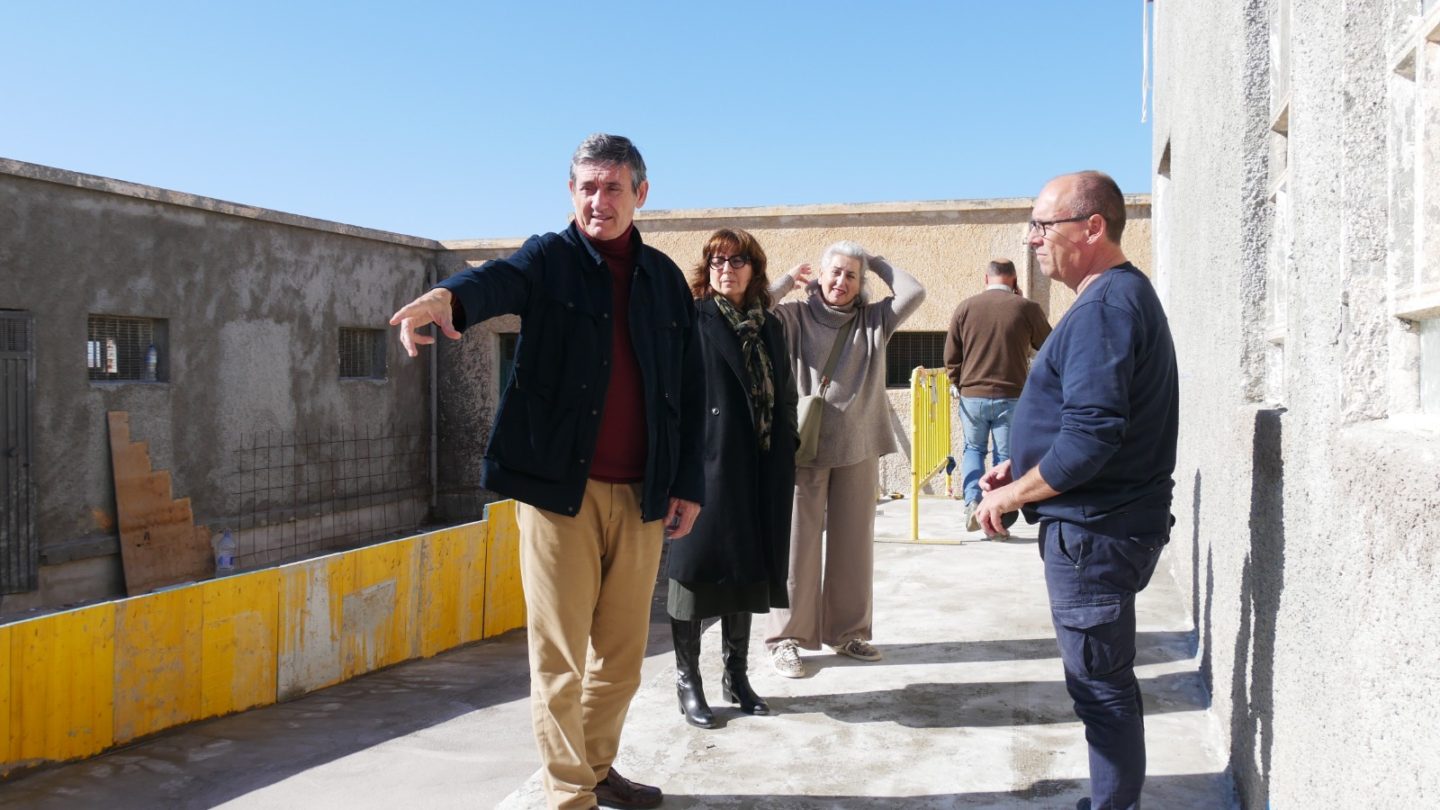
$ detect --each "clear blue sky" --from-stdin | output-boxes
[3,2,1153,240]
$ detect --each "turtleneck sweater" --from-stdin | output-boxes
[587,225,647,483]
[767,257,925,468]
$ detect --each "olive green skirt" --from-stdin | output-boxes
[666,579,772,621]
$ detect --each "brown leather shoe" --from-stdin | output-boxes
[593,767,662,809]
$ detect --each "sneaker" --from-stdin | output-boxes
[770,639,806,678]
[832,638,883,662]
[965,502,981,532]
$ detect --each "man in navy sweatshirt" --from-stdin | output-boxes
[974,171,1178,810]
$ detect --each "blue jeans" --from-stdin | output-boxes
[958,396,1017,504]
[1039,517,1169,810]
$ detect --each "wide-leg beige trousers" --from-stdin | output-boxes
[764,456,879,650]
[516,480,664,810]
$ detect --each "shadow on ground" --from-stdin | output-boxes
[655,771,1231,808]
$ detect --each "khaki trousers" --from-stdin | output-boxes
[516,480,664,810]
[765,456,879,650]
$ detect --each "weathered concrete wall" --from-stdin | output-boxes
[1153,1,1440,804]
[432,240,522,522]
[0,160,437,612]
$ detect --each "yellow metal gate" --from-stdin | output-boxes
[909,366,951,541]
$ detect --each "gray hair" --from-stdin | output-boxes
[819,240,872,303]
[570,133,648,192]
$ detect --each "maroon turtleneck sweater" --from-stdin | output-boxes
[586,225,647,483]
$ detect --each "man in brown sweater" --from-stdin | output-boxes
[942,259,1051,532]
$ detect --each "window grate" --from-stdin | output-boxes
[88,315,165,382]
[885,331,946,388]
[1,316,28,353]
[339,327,386,379]
[498,332,518,392]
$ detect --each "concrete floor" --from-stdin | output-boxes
[0,498,1236,809]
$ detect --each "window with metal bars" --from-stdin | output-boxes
[339,327,387,379]
[498,332,518,392]
[87,315,167,382]
[885,331,946,388]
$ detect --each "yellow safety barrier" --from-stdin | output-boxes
[0,500,527,778]
[910,367,953,541]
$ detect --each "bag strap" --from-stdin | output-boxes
[818,312,859,393]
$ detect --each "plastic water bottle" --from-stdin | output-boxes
[215,530,236,577]
[144,344,158,381]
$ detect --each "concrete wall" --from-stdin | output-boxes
[1152,1,1440,805]
[0,160,439,613]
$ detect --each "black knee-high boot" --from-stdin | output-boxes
[720,612,770,715]
[670,618,716,728]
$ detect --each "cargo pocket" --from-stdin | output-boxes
[1052,601,1130,679]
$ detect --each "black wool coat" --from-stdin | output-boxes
[666,297,799,606]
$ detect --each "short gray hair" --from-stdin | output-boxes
[819,240,872,303]
[570,133,647,192]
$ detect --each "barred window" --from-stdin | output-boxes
[885,331,946,388]
[87,315,167,382]
[1390,3,1440,414]
[339,328,386,379]
[498,332,518,392]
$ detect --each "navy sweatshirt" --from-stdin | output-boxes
[1010,264,1178,531]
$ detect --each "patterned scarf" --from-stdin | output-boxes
[713,294,776,451]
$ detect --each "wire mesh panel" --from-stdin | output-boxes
[0,311,37,593]
[228,426,428,569]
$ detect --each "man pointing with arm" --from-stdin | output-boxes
[391,133,703,810]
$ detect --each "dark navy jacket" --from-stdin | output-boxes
[437,223,705,521]
[1010,264,1178,532]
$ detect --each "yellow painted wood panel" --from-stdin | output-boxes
[114,587,203,744]
[277,554,350,700]
[418,524,487,658]
[343,539,419,679]
[8,604,115,765]
[456,523,489,646]
[199,570,280,719]
[0,623,11,769]
[484,502,526,638]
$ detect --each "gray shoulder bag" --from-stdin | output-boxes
[794,314,858,465]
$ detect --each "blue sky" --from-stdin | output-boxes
[2,2,1154,240]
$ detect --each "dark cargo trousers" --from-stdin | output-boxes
[1039,517,1169,810]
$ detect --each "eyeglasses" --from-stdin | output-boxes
[1027,214,1093,237]
[708,255,751,270]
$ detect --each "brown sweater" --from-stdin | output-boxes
[943,287,1052,398]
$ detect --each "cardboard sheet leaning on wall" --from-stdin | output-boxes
[107,411,215,595]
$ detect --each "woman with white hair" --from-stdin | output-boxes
[764,241,925,678]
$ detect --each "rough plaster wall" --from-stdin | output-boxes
[1156,0,1440,805]
[1268,1,1440,803]
[0,174,433,606]
[432,246,517,520]
[1153,4,1266,806]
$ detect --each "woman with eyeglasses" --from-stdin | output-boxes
[665,227,799,728]
[763,241,924,678]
